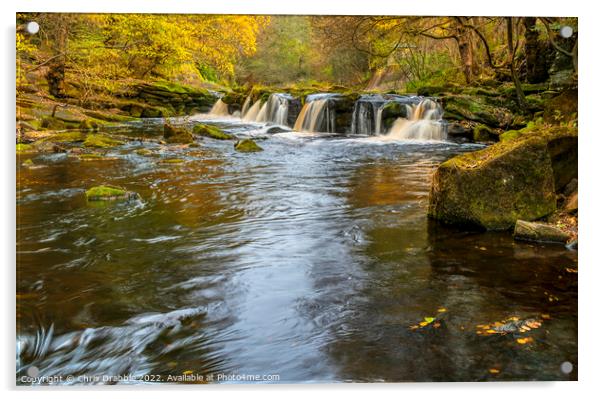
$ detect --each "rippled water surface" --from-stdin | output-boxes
[16,117,577,383]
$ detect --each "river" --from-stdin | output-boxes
[16,115,578,383]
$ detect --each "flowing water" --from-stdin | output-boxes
[16,116,577,384]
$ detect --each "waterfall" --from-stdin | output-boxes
[255,94,290,125]
[209,99,229,116]
[350,100,375,135]
[375,106,384,135]
[241,95,252,117]
[293,94,336,133]
[243,100,262,121]
[386,99,446,141]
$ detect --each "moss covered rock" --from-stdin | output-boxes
[473,124,494,142]
[40,131,87,143]
[234,139,263,153]
[193,123,234,140]
[429,127,577,229]
[85,185,135,201]
[163,124,194,144]
[83,134,125,148]
[16,143,36,153]
[429,138,556,229]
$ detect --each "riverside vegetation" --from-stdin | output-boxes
[16,14,578,383]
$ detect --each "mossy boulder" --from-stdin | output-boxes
[135,148,153,156]
[429,127,577,229]
[193,124,234,140]
[78,153,117,162]
[163,124,194,144]
[83,134,125,148]
[473,124,495,142]
[234,139,263,153]
[442,95,513,128]
[85,185,136,201]
[79,119,99,131]
[16,143,36,153]
[41,131,87,143]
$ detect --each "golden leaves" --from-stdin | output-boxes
[516,337,534,345]
[488,368,500,374]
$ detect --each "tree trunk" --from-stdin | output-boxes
[506,18,527,109]
[455,19,474,84]
[45,16,68,98]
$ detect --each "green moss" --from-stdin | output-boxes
[22,158,34,166]
[83,134,125,148]
[164,124,194,144]
[473,124,494,142]
[193,124,234,140]
[41,131,87,143]
[16,143,35,153]
[135,148,153,156]
[78,153,117,161]
[160,158,185,164]
[85,185,129,201]
[499,130,523,142]
[79,119,99,131]
[234,139,263,153]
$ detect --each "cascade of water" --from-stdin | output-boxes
[350,101,375,134]
[243,100,262,122]
[209,99,229,116]
[241,95,252,117]
[255,94,291,125]
[293,95,336,133]
[375,105,385,135]
[386,99,446,141]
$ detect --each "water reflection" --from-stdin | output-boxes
[16,120,577,383]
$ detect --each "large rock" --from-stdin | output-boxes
[513,220,571,243]
[163,124,193,144]
[428,128,577,230]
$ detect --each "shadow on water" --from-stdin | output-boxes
[16,118,577,383]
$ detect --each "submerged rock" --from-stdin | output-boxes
[85,185,136,201]
[429,126,577,230]
[193,123,234,140]
[234,139,263,153]
[513,220,571,244]
[160,158,185,164]
[78,153,117,162]
[163,124,193,144]
[135,148,153,156]
[83,134,125,148]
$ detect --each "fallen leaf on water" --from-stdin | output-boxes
[541,314,551,320]
[433,322,441,328]
[424,317,435,324]
[565,268,577,273]
[489,368,500,374]
[419,321,428,327]
[516,337,534,345]
[437,307,447,313]
[410,325,419,330]
[183,370,194,375]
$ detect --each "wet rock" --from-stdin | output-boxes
[16,143,36,154]
[85,185,137,201]
[429,126,577,230]
[83,134,125,148]
[234,139,263,153]
[163,124,193,144]
[564,191,578,214]
[160,158,185,164]
[473,124,495,142]
[513,220,571,244]
[563,178,578,197]
[78,153,117,162]
[135,148,153,156]
[193,124,234,140]
[266,126,290,134]
[79,119,99,131]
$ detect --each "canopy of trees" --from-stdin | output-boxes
[17,14,577,101]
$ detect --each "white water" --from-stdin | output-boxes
[243,100,263,122]
[209,99,229,116]
[293,96,335,133]
[241,95,252,117]
[385,99,446,141]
